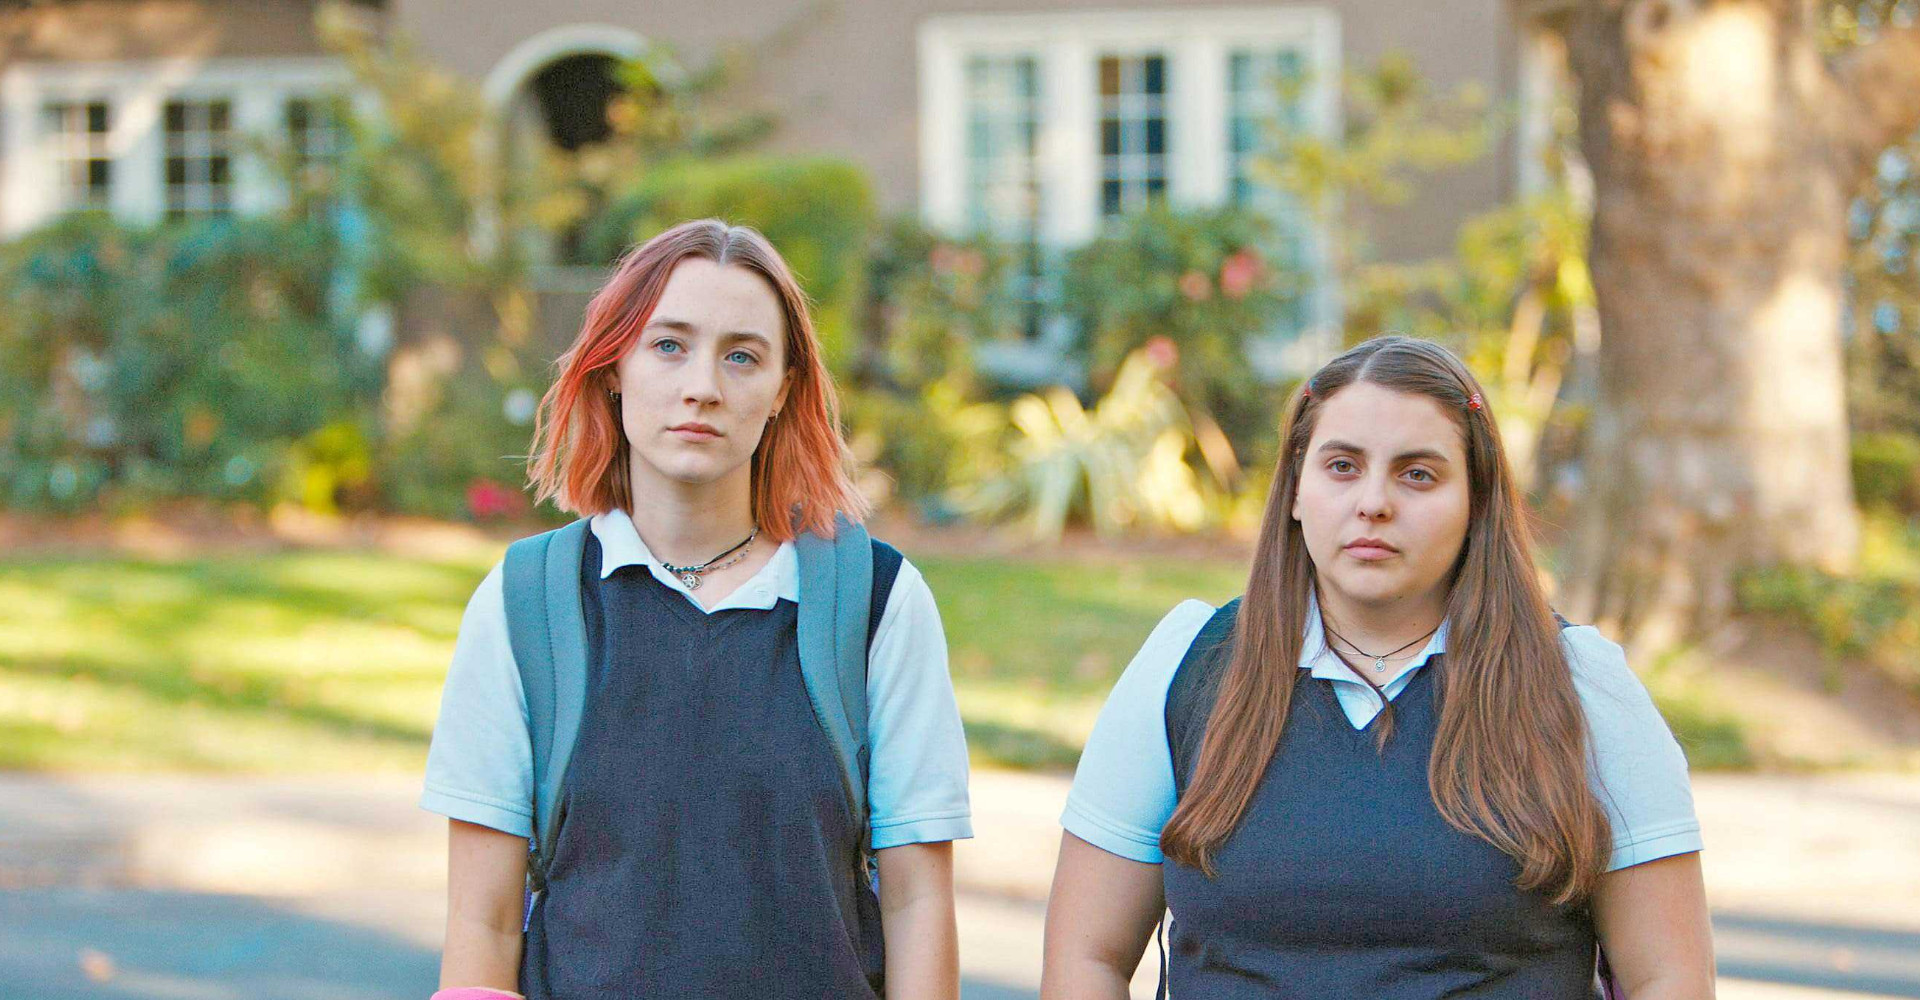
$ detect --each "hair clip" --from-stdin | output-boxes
[1467,392,1484,411]
[1301,382,1313,399]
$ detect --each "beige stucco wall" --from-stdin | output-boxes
[393,0,1521,262]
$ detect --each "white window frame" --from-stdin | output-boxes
[1,56,354,236]
[919,7,1342,379]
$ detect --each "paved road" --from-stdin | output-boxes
[2,770,1916,999]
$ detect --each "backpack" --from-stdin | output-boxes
[499,513,901,914]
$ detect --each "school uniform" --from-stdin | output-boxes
[1064,596,1702,998]
[421,508,973,999]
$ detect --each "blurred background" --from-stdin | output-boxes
[1,0,1918,997]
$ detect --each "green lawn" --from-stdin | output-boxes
[1,536,1755,773]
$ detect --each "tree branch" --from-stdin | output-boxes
[1833,24,1920,186]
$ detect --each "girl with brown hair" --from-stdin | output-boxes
[1040,335,1713,998]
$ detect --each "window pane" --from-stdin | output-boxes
[1096,53,1169,217]
[961,52,1049,339]
[162,98,235,218]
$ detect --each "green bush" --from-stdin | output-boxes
[1738,513,1920,692]
[0,214,375,511]
[1852,431,1920,514]
[582,155,877,373]
[1061,205,1294,449]
[862,216,1023,395]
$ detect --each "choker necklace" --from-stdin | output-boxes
[1323,622,1438,674]
[659,527,758,590]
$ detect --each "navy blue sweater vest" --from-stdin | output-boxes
[1161,600,1598,998]
[520,532,900,999]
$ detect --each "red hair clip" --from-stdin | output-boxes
[1467,392,1484,411]
[1302,382,1313,399]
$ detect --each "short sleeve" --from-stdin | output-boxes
[419,561,536,838]
[1565,626,1705,872]
[865,558,974,850]
[1060,600,1216,864]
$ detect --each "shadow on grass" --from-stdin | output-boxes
[4,652,432,747]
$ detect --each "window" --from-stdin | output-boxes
[286,96,344,177]
[163,99,233,218]
[45,101,112,211]
[918,9,1340,372]
[963,55,1048,338]
[1097,54,1169,218]
[1228,49,1316,335]
[1227,50,1306,207]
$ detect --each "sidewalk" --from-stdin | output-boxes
[2,769,1918,999]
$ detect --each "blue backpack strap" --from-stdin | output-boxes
[795,513,877,841]
[501,517,591,894]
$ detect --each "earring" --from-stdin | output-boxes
[608,390,621,403]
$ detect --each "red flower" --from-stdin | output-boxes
[1144,335,1179,369]
[1179,270,1212,302]
[466,478,524,521]
[1220,249,1263,300]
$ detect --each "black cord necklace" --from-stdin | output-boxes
[1322,622,1439,675]
[658,527,758,591]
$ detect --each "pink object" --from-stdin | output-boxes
[431,990,524,1000]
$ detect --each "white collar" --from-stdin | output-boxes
[588,507,799,610]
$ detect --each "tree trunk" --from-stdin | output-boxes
[1560,0,1920,649]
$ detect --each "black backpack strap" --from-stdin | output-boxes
[867,538,905,650]
[1164,598,1243,798]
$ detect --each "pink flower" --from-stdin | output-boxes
[466,478,524,521]
[1144,335,1179,369]
[930,245,985,278]
[1179,270,1212,302]
[1220,249,1263,300]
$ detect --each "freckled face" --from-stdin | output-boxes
[611,257,791,493]
[1291,382,1472,613]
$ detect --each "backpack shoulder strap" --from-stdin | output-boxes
[794,514,873,828]
[867,537,905,650]
[501,517,591,890]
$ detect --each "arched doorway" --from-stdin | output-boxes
[485,26,653,269]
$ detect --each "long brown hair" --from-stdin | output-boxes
[1159,336,1610,904]
[526,219,868,541]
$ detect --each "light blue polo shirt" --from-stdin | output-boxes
[1064,598,1704,870]
[422,509,974,850]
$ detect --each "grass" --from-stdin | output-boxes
[1,531,1785,774]
[1738,511,1920,694]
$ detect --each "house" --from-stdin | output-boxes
[0,0,1567,375]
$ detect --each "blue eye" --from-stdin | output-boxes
[727,350,758,366]
[654,339,683,355]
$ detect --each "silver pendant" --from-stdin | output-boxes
[680,572,702,590]
[1373,657,1387,673]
